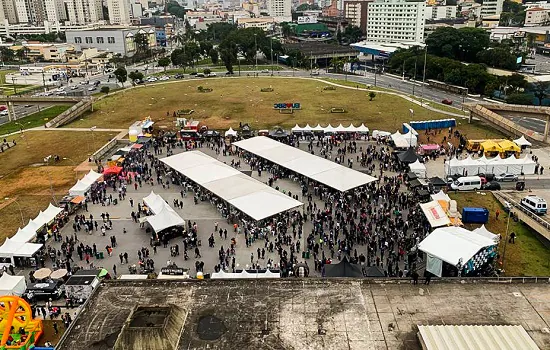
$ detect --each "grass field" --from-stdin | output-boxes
[0,105,70,136]
[0,70,16,84]
[449,192,550,276]
[0,130,117,243]
[66,77,501,139]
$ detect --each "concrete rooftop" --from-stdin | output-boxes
[57,279,550,350]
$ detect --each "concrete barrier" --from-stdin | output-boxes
[92,137,129,161]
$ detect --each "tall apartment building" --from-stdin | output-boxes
[65,0,104,25]
[366,0,425,43]
[44,0,67,22]
[343,0,372,33]
[107,0,132,25]
[1,0,19,24]
[480,0,503,18]
[525,7,550,26]
[12,0,67,24]
[267,0,291,22]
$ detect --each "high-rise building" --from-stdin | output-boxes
[267,0,291,21]
[44,0,67,22]
[65,0,104,25]
[343,0,372,33]
[480,0,504,18]
[366,0,425,43]
[14,0,46,24]
[107,0,132,25]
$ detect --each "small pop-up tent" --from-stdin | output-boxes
[324,257,363,277]
[0,274,27,296]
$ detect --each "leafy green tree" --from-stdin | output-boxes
[476,47,517,70]
[531,81,550,105]
[506,93,533,105]
[0,47,15,62]
[199,41,213,56]
[128,70,144,82]
[219,41,238,73]
[296,3,320,11]
[134,33,150,57]
[342,25,363,43]
[203,68,212,75]
[100,86,110,94]
[206,23,237,41]
[209,48,219,65]
[368,91,376,101]
[281,22,292,37]
[158,57,171,71]
[114,67,128,86]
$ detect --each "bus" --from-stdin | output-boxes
[427,79,468,95]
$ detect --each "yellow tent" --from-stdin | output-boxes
[498,140,521,153]
[480,140,503,153]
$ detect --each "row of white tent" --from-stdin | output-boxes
[211,269,281,279]
[69,169,103,196]
[445,154,537,176]
[143,191,185,233]
[291,123,370,133]
[391,130,418,148]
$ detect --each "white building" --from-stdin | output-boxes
[107,0,132,25]
[525,7,550,27]
[237,17,275,30]
[267,0,291,22]
[1,0,19,24]
[44,0,67,22]
[425,5,457,21]
[343,0,372,33]
[65,0,104,25]
[480,0,503,18]
[366,0,425,43]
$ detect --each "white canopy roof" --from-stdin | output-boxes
[430,190,451,203]
[69,180,90,196]
[33,203,63,228]
[0,274,27,296]
[143,191,167,214]
[291,124,302,132]
[409,160,426,177]
[160,151,303,221]
[372,130,391,138]
[11,227,37,243]
[312,124,324,131]
[225,127,238,137]
[419,201,451,228]
[324,124,336,133]
[472,225,499,243]
[514,135,532,147]
[211,269,280,279]
[233,136,377,192]
[145,204,185,232]
[82,170,102,184]
[355,123,369,133]
[335,124,347,132]
[418,226,496,266]
[0,238,43,258]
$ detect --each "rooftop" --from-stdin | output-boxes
[57,279,550,350]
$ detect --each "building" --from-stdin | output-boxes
[107,0,132,25]
[424,5,457,21]
[1,0,19,24]
[44,0,67,22]
[237,17,275,30]
[322,0,341,17]
[480,0,504,18]
[343,0,372,33]
[267,0,291,22]
[525,7,550,27]
[366,0,425,44]
[12,0,68,24]
[66,26,157,56]
[242,0,260,17]
[65,0,104,25]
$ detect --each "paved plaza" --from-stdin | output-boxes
[36,139,411,279]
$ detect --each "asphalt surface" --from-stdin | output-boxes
[499,114,547,135]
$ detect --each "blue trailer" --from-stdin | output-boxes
[462,207,489,224]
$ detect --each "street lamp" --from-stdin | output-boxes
[254,33,258,73]
[43,155,58,205]
[420,44,427,107]
[14,121,30,148]
[4,197,24,226]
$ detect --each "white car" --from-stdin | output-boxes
[0,110,8,116]
[159,75,170,81]
[70,85,79,90]
[80,80,88,85]
[207,72,217,77]
[146,77,158,82]
[56,87,65,92]
[43,91,54,96]
[88,86,96,91]
[261,69,269,73]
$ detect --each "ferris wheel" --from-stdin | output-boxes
[0,296,42,347]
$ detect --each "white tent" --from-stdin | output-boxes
[0,274,27,296]
[418,226,496,276]
[403,131,418,146]
[211,269,280,279]
[143,191,167,214]
[419,201,451,228]
[445,155,537,176]
[431,190,451,203]
[472,225,499,243]
[302,124,313,132]
[145,204,185,232]
[69,180,90,196]
[335,124,347,132]
[312,124,324,132]
[514,135,532,148]
[225,127,238,137]
[324,124,336,133]
[355,123,369,133]
[11,227,37,243]
[82,170,102,184]
[291,124,303,133]
[34,203,63,228]
[0,238,43,266]
[391,131,417,148]
[344,124,357,132]
[409,160,427,178]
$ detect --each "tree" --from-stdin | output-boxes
[0,47,15,62]
[368,91,376,101]
[296,3,320,11]
[133,33,150,57]
[342,25,363,44]
[531,81,550,105]
[206,23,237,42]
[128,70,144,83]
[209,48,219,65]
[114,67,127,86]
[506,93,533,105]
[281,22,292,37]
[100,86,110,94]
[158,57,171,71]
[219,42,238,73]
[203,68,212,75]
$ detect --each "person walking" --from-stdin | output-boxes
[411,270,419,285]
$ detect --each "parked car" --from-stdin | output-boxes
[159,75,170,81]
[189,72,198,76]
[495,173,519,182]
[0,105,7,111]
[225,71,234,75]
[207,72,217,77]
[70,85,79,90]
[261,69,269,73]
[174,73,184,79]
[0,110,8,116]
[482,181,501,190]
[442,99,453,105]
[146,77,158,82]
[88,86,96,91]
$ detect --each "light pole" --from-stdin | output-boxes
[63,157,79,181]
[89,126,97,160]
[420,44,427,107]
[43,155,57,205]
[254,34,258,73]
[14,121,29,148]
[270,37,274,75]
[11,76,17,95]
[5,197,24,226]
[501,211,512,271]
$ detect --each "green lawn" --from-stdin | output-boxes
[0,70,16,84]
[0,105,70,136]
[449,192,550,276]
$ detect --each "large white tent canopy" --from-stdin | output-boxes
[143,191,168,214]
[409,160,427,178]
[445,155,537,176]
[0,274,27,296]
[391,130,417,148]
[291,123,369,133]
[161,151,303,221]
[418,226,496,267]
[0,238,43,264]
[69,169,103,196]
[514,135,532,147]
[211,270,280,279]
[145,204,185,232]
[233,136,377,192]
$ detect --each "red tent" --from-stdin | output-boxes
[103,166,123,175]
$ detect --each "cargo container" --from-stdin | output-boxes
[462,207,489,224]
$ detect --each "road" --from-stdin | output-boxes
[0,102,59,125]
[498,114,547,135]
[500,178,550,190]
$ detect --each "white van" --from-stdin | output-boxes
[521,195,548,215]
[450,176,482,191]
